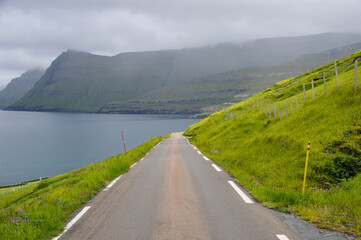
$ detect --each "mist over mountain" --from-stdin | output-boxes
[0,69,45,108]
[7,33,361,114]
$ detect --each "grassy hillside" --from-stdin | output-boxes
[10,51,177,112]
[185,49,361,236]
[0,69,44,108]
[101,42,361,116]
[9,33,361,113]
[0,137,162,240]
[99,65,299,114]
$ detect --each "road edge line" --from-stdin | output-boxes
[52,206,91,240]
[276,234,290,240]
[228,181,253,204]
[211,164,222,172]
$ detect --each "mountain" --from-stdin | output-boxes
[8,32,361,113]
[100,41,361,115]
[0,69,44,108]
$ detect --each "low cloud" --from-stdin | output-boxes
[0,0,360,85]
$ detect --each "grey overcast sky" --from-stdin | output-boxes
[0,0,360,86]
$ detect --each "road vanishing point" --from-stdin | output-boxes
[57,133,303,240]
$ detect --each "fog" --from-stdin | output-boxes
[0,0,360,85]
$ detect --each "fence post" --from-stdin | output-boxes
[279,103,282,120]
[303,84,306,103]
[269,100,272,118]
[274,103,277,119]
[296,97,299,110]
[355,58,359,90]
[302,142,311,195]
[323,72,327,96]
[253,97,255,110]
[291,103,293,113]
[311,80,315,99]
[334,60,339,89]
[121,129,127,155]
[285,104,288,117]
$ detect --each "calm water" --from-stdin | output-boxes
[0,110,198,185]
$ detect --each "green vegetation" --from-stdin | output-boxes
[8,33,361,114]
[100,41,361,116]
[0,69,44,108]
[0,137,162,240]
[185,49,361,236]
[0,181,41,195]
[100,66,299,115]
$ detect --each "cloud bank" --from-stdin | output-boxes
[0,0,360,85]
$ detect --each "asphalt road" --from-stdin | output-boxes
[57,133,302,240]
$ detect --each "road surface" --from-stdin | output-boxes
[57,133,302,240]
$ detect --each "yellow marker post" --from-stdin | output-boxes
[302,142,311,195]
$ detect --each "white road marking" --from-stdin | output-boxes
[130,162,137,168]
[212,164,222,172]
[52,206,91,240]
[197,151,202,155]
[140,157,144,162]
[276,235,290,240]
[203,156,210,161]
[193,146,197,150]
[103,176,122,191]
[228,181,253,204]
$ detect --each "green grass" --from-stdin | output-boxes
[13,35,359,114]
[0,136,162,240]
[0,181,41,195]
[185,49,361,236]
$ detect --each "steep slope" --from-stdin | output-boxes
[100,65,298,114]
[9,33,361,113]
[0,69,44,108]
[184,49,361,236]
[101,41,361,115]
[10,50,177,111]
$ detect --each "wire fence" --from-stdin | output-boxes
[224,55,361,121]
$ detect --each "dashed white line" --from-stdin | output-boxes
[130,162,137,168]
[276,235,290,240]
[197,150,202,155]
[52,206,91,240]
[211,164,222,172]
[228,181,253,204]
[140,157,144,162]
[103,176,122,191]
[203,156,210,161]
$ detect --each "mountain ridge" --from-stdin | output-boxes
[0,69,45,108]
[6,32,361,114]
[101,41,361,116]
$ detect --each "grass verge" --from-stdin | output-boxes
[0,136,162,240]
[185,50,361,237]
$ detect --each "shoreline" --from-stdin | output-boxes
[2,107,205,119]
[0,177,50,189]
